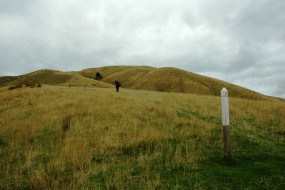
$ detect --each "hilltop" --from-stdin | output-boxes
[0,66,279,101]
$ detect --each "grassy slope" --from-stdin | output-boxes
[1,66,274,100]
[79,66,155,88]
[0,85,284,189]
[65,73,113,88]
[3,69,113,89]
[15,69,73,85]
[79,66,270,100]
[0,76,20,87]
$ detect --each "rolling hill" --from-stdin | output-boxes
[1,69,113,88]
[0,66,279,101]
[79,66,271,100]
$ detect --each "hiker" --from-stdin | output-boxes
[114,80,121,92]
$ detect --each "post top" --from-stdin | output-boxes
[221,87,228,97]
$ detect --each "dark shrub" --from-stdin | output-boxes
[8,84,23,90]
[95,72,103,80]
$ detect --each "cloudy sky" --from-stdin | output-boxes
[0,0,284,98]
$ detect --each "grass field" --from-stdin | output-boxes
[0,85,284,189]
[2,66,271,101]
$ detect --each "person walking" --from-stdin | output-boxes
[114,80,121,92]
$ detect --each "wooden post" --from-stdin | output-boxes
[221,87,231,159]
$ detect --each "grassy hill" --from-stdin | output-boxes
[79,66,155,88]
[79,66,271,100]
[0,85,284,189]
[1,66,280,101]
[66,73,113,88]
[2,69,113,89]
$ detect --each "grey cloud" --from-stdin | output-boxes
[0,0,284,98]
[229,0,285,42]
[0,0,37,15]
[274,77,285,98]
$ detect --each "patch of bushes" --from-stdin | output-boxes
[95,72,103,80]
[8,84,23,90]
[25,83,36,88]
[8,83,42,90]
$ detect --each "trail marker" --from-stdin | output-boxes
[221,87,231,159]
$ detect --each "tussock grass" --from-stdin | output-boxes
[0,85,284,189]
[2,66,276,101]
[79,66,271,101]
[61,112,72,132]
[16,69,72,85]
[2,69,113,89]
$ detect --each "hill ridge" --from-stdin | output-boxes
[0,66,279,101]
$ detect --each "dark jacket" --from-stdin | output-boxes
[115,80,121,88]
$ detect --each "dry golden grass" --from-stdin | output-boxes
[79,66,272,101]
[14,69,72,85]
[65,73,113,88]
[4,69,113,89]
[1,66,276,101]
[0,84,284,189]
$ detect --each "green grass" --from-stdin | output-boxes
[0,85,284,189]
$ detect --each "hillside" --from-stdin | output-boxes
[17,69,72,85]
[0,85,284,189]
[79,66,270,100]
[79,66,155,88]
[0,76,20,87]
[66,73,113,88]
[1,66,279,100]
[2,69,113,88]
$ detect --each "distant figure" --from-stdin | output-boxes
[114,80,121,92]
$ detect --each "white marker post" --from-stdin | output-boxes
[221,87,231,159]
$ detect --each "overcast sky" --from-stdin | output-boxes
[0,0,284,98]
